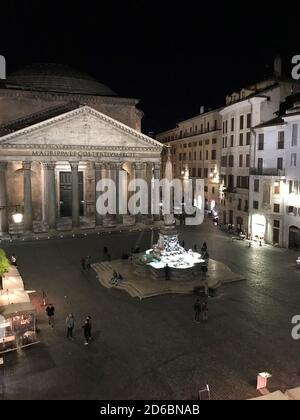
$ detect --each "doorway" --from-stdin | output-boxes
[289,226,300,250]
[59,172,84,217]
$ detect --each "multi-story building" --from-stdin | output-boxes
[249,93,300,248]
[219,62,297,234]
[156,108,222,212]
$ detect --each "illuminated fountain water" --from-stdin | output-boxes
[137,146,205,280]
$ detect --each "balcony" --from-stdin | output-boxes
[250,168,285,176]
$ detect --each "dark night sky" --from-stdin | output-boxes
[1,1,300,133]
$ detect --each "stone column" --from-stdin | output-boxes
[0,162,8,234]
[133,162,143,222]
[146,162,153,219]
[95,162,103,226]
[153,163,161,221]
[115,162,123,223]
[43,163,57,229]
[23,161,33,231]
[70,162,80,228]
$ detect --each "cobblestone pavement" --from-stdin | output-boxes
[1,220,300,400]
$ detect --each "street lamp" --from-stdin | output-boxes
[0,205,23,224]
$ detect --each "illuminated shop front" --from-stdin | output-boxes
[0,267,38,354]
[251,214,266,241]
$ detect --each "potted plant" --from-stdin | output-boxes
[0,248,10,280]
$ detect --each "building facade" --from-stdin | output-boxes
[0,64,163,236]
[156,108,222,212]
[249,94,300,249]
[219,75,297,234]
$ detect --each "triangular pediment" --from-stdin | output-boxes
[0,106,163,151]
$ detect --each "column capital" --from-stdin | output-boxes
[132,162,143,171]
[95,161,106,170]
[109,162,124,170]
[22,161,32,171]
[0,162,8,171]
[70,162,79,171]
[154,162,161,170]
[42,162,56,171]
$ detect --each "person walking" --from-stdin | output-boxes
[82,317,91,345]
[66,313,75,339]
[202,301,208,322]
[80,257,86,271]
[10,254,17,266]
[87,316,92,341]
[46,304,55,328]
[201,242,208,253]
[194,298,201,323]
[86,256,91,269]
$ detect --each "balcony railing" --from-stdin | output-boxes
[249,168,285,176]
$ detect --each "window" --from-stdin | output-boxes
[184,144,187,148]
[229,155,234,167]
[277,158,283,170]
[183,153,186,160]
[222,122,225,134]
[278,131,285,149]
[242,176,249,189]
[194,152,196,160]
[289,180,293,194]
[230,135,234,147]
[258,158,263,174]
[211,150,217,160]
[199,141,202,146]
[214,120,218,130]
[274,220,280,228]
[254,179,260,192]
[293,181,299,194]
[236,176,241,188]
[247,113,251,128]
[212,138,217,144]
[240,115,244,130]
[201,124,203,133]
[244,200,249,212]
[205,139,210,145]
[199,151,202,160]
[253,201,259,210]
[246,132,251,145]
[239,154,243,167]
[198,168,202,177]
[287,206,297,216]
[291,153,297,167]
[258,133,264,150]
[225,120,228,133]
[195,125,198,134]
[207,122,210,132]
[204,168,208,178]
[190,128,192,134]
[274,204,280,213]
[212,187,215,194]
[204,186,208,192]
[179,153,182,161]
[231,118,235,131]
[221,156,228,167]
[274,182,280,195]
[180,130,183,138]
[224,136,227,148]
[189,152,192,160]
[188,143,192,147]
[206,150,209,160]
[246,154,250,168]
[238,198,242,211]
[192,168,196,177]
[292,124,298,146]
[239,133,243,146]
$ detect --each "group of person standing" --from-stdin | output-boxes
[45,304,92,345]
[193,298,209,323]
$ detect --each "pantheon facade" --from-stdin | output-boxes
[0,64,163,236]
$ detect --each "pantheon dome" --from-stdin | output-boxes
[5,63,117,96]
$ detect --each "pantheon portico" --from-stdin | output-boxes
[0,64,163,236]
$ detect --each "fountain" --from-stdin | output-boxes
[136,146,205,280]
